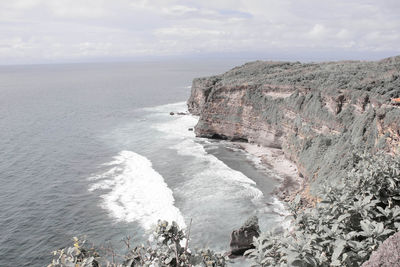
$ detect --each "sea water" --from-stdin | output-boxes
[0,60,285,266]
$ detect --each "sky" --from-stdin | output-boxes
[1,0,400,64]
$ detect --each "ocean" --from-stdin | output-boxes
[0,60,284,266]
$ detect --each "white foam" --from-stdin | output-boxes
[88,167,119,181]
[173,139,264,204]
[270,197,292,230]
[270,197,290,217]
[153,115,198,139]
[149,102,290,222]
[142,101,188,113]
[88,150,185,230]
[152,108,264,205]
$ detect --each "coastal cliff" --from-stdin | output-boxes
[188,56,400,200]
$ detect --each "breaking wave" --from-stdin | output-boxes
[152,109,264,205]
[89,150,185,230]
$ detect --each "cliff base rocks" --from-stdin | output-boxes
[229,216,260,257]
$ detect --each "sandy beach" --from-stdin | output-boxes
[235,142,303,201]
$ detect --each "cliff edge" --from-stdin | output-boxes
[188,56,400,200]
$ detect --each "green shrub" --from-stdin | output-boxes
[48,220,227,267]
[247,153,400,266]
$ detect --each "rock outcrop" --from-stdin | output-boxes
[188,56,400,198]
[362,231,400,267]
[229,216,260,257]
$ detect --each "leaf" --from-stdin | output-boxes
[381,229,394,236]
[360,220,371,234]
[362,195,373,205]
[337,213,350,222]
[305,255,318,266]
[347,240,363,250]
[244,249,254,256]
[291,259,305,266]
[376,206,388,217]
[332,239,346,262]
[164,256,174,264]
[331,223,339,233]
[374,222,384,234]
[392,207,400,218]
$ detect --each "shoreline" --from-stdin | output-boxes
[234,142,303,202]
[171,108,301,203]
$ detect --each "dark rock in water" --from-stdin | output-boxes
[362,232,400,267]
[188,128,193,131]
[169,112,174,115]
[177,112,187,115]
[229,216,260,257]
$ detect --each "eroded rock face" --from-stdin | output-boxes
[229,216,260,257]
[188,57,400,197]
[188,76,221,115]
[362,231,400,267]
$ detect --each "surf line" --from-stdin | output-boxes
[89,150,186,230]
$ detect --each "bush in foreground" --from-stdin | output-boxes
[247,153,400,266]
[48,220,227,267]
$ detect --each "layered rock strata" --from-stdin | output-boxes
[188,56,400,198]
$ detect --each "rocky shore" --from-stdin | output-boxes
[187,56,400,265]
[188,56,400,203]
[236,142,302,201]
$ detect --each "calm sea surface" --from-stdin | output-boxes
[0,60,283,266]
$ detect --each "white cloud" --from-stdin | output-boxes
[0,0,400,64]
[155,27,222,37]
[162,5,198,16]
[47,0,108,19]
[309,24,327,37]
[6,0,42,9]
[336,29,351,39]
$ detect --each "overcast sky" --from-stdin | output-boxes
[1,0,400,64]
